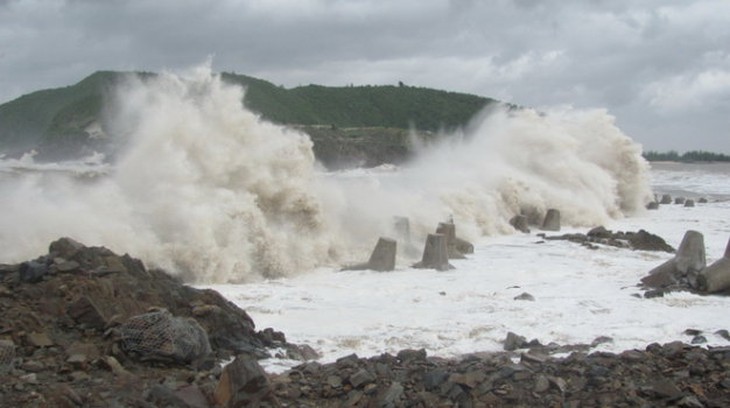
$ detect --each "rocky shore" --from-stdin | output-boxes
[1,238,729,407]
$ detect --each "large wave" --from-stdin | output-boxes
[0,68,652,282]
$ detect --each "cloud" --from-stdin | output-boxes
[0,0,729,152]
[642,68,730,113]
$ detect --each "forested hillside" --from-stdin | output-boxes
[0,71,496,165]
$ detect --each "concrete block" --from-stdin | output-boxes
[509,215,530,233]
[413,233,453,271]
[541,209,560,231]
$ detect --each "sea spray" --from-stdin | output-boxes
[0,68,653,282]
[327,106,653,244]
[108,67,337,282]
[0,68,340,282]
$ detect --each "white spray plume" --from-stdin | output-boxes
[0,68,652,282]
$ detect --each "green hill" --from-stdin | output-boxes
[0,71,497,165]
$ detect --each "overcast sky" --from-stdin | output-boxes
[1,0,729,153]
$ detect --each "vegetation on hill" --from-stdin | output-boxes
[643,150,730,163]
[0,70,496,164]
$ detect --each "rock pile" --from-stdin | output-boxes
[0,238,314,407]
[541,227,675,253]
[266,342,730,407]
[3,238,730,406]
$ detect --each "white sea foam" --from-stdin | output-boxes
[0,67,653,282]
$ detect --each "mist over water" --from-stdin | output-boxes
[0,68,652,282]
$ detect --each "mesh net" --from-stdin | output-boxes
[0,340,15,373]
[118,310,211,364]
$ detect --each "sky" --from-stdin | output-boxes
[0,0,729,153]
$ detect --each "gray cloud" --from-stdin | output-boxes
[1,0,728,152]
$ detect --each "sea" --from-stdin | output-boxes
[1,69,728,373]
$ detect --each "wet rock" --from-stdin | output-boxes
[26,331,54,348]
[674,197,686,205]
[377,382,404,406]
[660,194,673,204]
[215,355,277,407]
[647,201,659,210]
[587,226,611,239]
[691,335,707,344]
[0,339,16,372]
[513,292,535,301]
[19,260,49,283]
[503,332,528,351]
[684,199,695,207]
[49,237,85,260]
[534,375,550,393]
[715,329,730,341]
[591,336,614,347]
[67,296,109,330]
[628,230,674,253]
[650,378,683,400]
[396,348,427,362]
[54,259,80,273]
[423,369,449,390]
[350,368,377,388]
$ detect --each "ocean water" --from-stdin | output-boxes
[0,69,727,373]
[206,164,730,372]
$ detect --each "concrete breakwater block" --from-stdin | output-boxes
[510,215,530,233]
[367,238,397,271]
[698,237,730,293]
[436,222,468,259]
[342,237,397,272]
[393,216,411,244]
[541,209,561,231]
[455,237,474,254]
[674,197,686,205]
[660,194,672,204]
[413,233,453,271]
[698,258,730,293]
[675,230,706,274]
[684,199,695,207]
[646,202,659,210]
[641,230,706,289]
